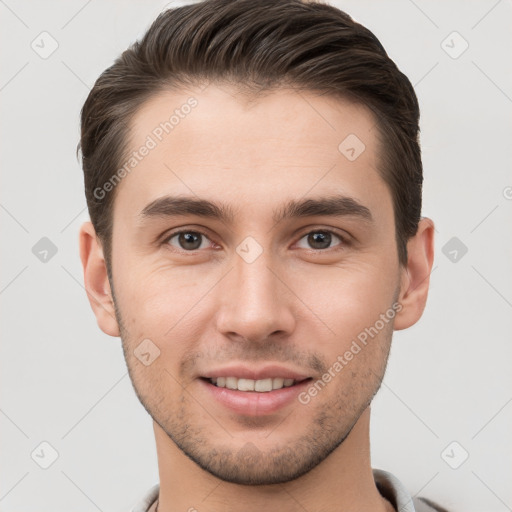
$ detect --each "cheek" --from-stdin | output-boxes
[292,263,398,343]
[114,264,211,360]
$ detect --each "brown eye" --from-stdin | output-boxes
[296,230,344,251]
[165,231,210,251]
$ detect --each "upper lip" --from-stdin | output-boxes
[201,364,311,381]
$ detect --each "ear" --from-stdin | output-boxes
[394,217,435,330]
[79,221,120,337]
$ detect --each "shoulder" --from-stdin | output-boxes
[129,483,159,512]
[413,496,452,512]
[373,469,451,512]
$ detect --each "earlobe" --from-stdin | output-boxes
[394,218,435,331]
[79,221,120,337]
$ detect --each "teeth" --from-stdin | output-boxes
[209,377,297,392]
[255,378,272,392]
[238,378,255,391]
[272,377,284,389]
[226,377,238,390]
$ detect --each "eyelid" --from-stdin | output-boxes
[161,225,351,253]
[161,227,216,248]
[292,227,350,251]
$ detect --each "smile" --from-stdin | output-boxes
[209,377,301,392]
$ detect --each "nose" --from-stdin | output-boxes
[215,247,296,344]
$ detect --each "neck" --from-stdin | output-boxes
[153,407,394,512]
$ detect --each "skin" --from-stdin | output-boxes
[79,84,434,512]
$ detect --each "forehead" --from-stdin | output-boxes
[113,84,389,223]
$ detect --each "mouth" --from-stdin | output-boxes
[203,376,312,392]
[199,375,314,416]
[198,364,315,415]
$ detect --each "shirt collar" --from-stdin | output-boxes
[131,469,417,512]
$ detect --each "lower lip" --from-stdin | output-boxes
[200,378,312,416]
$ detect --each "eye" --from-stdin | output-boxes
[161,228,348,253]
[295,230,345,251]
[164,230,213,251]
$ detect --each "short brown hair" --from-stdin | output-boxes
[78,0,422,270]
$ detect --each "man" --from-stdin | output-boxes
[77,0,444,510]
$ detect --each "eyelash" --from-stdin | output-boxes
[161,227,350,254]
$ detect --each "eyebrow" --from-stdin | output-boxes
[138,194,373,225]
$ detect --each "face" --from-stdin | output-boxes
[105,85,404,484]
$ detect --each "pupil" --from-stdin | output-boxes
[309,232,330,249]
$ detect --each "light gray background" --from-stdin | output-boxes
[1,0,511,511]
